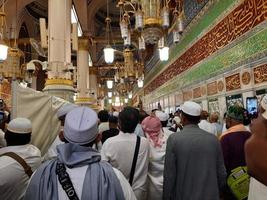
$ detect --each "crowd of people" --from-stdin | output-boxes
[0,95,267,200]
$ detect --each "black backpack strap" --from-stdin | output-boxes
[1,152,33,177]
[129,136,141,186]
[56,162,79,200]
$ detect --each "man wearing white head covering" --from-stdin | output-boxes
[163,101,226,200]
[155,110,176,135]
[0,118,41,200]
[24,107,136,200]
[43,103,78,161]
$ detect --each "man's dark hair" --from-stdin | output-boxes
[161,121,168,127]
[119,107,139,133]
[5,130,31,146]
[182,111,200,124]
[139,110,149,123]
[109,115,118,124]
[98,110,109,122]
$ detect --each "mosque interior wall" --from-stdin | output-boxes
[137,0,267,115]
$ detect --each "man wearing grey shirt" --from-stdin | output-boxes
[163,101,226,200]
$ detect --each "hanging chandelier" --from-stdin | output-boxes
[114,49,144,83]
[117,0,184,61]
[103,0,114,64]
[0,0,9,61]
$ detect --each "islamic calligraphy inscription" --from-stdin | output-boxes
[254,64,267,84]
[175,94,183,105]
[226,73,241,91]
[241,72,251,85]
[145,0,267,94]
[207,82,218,95]
[183,91,193,101]
[193,87,202,98]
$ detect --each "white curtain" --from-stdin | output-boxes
[11,81,68,155]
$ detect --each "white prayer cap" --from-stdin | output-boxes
[181,101,201,116]
[7,118,32,134]
[57,103,78,119]
[113,111,119,117]
[64,107,98,145]
[261,95,267,119]
[155,110,169,122]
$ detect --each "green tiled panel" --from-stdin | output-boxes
[147,27,267,100]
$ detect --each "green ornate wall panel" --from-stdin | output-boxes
[142,0,267,101]
[144,0,241,85]
[144,23,267,102]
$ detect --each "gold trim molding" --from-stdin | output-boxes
[45,79,73,86]
[78,38,89,51]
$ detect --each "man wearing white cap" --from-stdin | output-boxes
[155,110,175,135]
[24,107,136,200]
[246,95,267,200]
[43,103,78,161]
[0,118,41,200]
[163,101,226,200]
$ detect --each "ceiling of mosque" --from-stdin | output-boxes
[22,0,210,85]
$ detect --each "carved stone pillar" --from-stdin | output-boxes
[43,0,75,102]
[75,37,98,110]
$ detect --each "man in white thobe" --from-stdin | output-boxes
[0,118,41,200]
[102,107,149,200]
[25,107,136,200]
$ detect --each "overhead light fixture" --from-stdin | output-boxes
[159,46,169,61]
[0,3,8,61]
[118,0,184,54]
[108,91,112,98]
[115,96,120,102]
[124,98,128,103]
[103,0,114,64]
[158,37,169,61]
[106,80,113,89]
[0,40,8,61]
[137,78,144,88]
[103,45,114,64]
[128,92,132,99]
[108,99,112,104]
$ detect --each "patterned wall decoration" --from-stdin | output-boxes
[145,0,267,95]
[217,80,224,92]
[241,72,251,85]
[193,87,202,98]
[145,0,210,72]
[0,80,12,109]
[183,90,193,101]
[254,64,267,84]
[207,82,218,95]
[175,94,183,105]
[183,0,209,28]
[144,26,267,103]
[201,86,207,96]
[226,73,241,91]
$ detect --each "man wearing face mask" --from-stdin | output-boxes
[245,95,267,199]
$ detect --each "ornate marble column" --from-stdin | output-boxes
[43,0,75,101]
[75,37,98,110]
